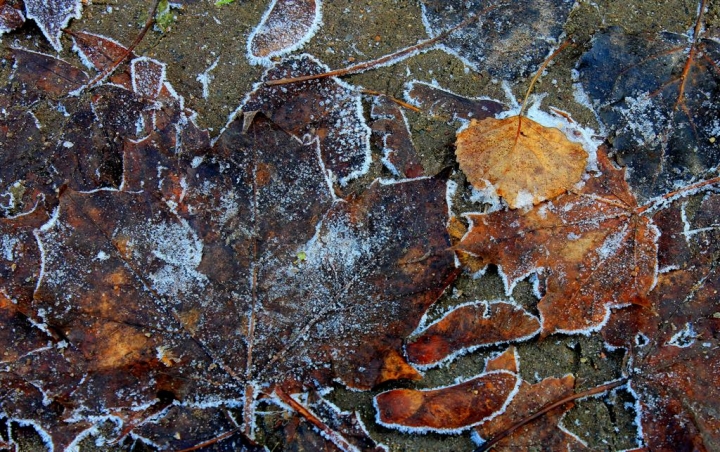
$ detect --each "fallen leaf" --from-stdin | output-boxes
[275,392,386,452]
[3,108,457,448]
[374,347,520,433]
[475,374,587,451]
[370,96,424,178]
[577,25,720,200]
[457,148,659,335]
[247,0,322,65]
[24,0,83,51]
[0,0,24,36]
[421,0,575,78]
[406,300,540,368]
[603,194,720,451]
[404,80,505,123]
[456,115,588,209]
[243,55,371,185]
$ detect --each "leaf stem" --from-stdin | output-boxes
[636,175,720,215]
[474,378,628,452]
[274,388,356,452]
[264,4,503,86]
[78,0,162,90]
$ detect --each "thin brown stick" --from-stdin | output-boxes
[264,5,503,86]
[274,388,355,452]
[475,378,628,452]
[517,38,574,120]
[82,0,162,89]
[175,429,242,452]
[361,88,422,112]
[635,175,720,215]
[675,0,708,111]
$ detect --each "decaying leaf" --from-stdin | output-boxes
[370,96,424,178]
[577,25,720,200]
[24,0,82,51]
[406,300,540,368]
[247,0,322,65]
[2,89,457,448]
[458,148,659,335]
[475,374,587,451]
[242,55,371,185]
[456,116,588,209]
[374,347,520,433]
[404,81,505,123]
[603,194,720,451]
[0,0,24,36]
[421,0,575,78]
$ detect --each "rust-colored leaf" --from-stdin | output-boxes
[374,359,519,433]
[458,148,658,335]
[247,0,321,65]
[475,375,587,451]
[603,194,720,451]
[406,300,540,367]
[456,116,588,209]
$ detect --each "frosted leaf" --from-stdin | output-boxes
[421,0,575,79]
[247,0,322,66]
[24,0,83,52]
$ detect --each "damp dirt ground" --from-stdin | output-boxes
[2,0,716,451]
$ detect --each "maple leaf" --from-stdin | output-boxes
[457,148,659,335]
[24,0,83,51]
[576,23,720,200]
[2,103,457,449]
[374,347,521,433]
[456,116,588,209]
[602,194,720,451]
[421,0,575,78]
[246,0,322,66]
[475,369,587,451]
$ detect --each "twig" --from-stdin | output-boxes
[635,175,720,215]
[274,388,356,452]
[80,0,162,90]
[264,5,503,86]
[175,428,242,452]
[361,88,421,112]
[474,378,628,452]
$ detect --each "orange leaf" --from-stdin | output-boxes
[458,148,658,335]
[456,115,587,209]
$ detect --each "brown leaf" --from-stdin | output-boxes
[475,375,587,451]
[370,96,424,178]
[406,300,540,367]
[247,0,321,64]
[458,148,658,335]
[24,0,83,51]
[0,1,25,35]
[404,81,506,123]
[242,55,371,185]
[603,194,720,451]
[375,371,519,433]
[456,116,588,209]
[13,111,456,448]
